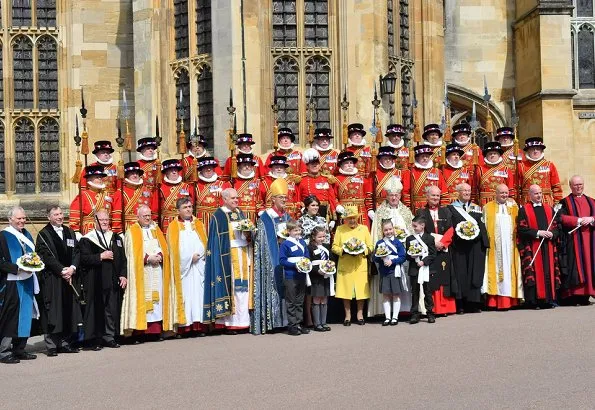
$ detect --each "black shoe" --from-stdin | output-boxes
[343,320,351,327]
[456,309,465,315]
[428,315,436,324]
[103,340,121,349]
[299,327,310,334]
[409,315,420,325]
[314,325,325,332]
[322,325,331,331]
[382,319,390,326]
[356,319,365,326]
[225,330,238,335]
[390,318,399,326]
[0,354,20,364]
[58,345,79,354]
[47,349,58,357]
[15,352,36,360]
[287,328,301,336]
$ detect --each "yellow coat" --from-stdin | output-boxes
[332,224,373,300]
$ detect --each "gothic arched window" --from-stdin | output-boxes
[174,0,189,59]
[274,56,300,140]
[12,36,34,109]
[273,1,297,47]
[14,118,35,194]
[176,69,191,139]
[577,0,594,17]
[197,66,214,147]
[38,35,58,109]
[37,0,56,27]
[304,0,328,47]
[305,56,331,129]
[196,0,212,55]
[12,0,32,27]
[39,117,60,192]
[578,24,595,89]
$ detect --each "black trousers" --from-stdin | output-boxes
[102,288,118,342]
[411,281,434,316]
[284,278,306,329]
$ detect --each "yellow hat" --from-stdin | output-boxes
[342,205,359,219]
[269,178,289,197]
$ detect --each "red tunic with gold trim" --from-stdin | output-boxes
[263,149,306,177]
[112,181,157,234]
[317,149,340,176]
[517,158,563,206]
[408,165,447,211]
[194,177,232,230]
[394,146,411,170]
[296,174,338,217]
[442,163,475,204]
[458,143,484,168]
[426,144,442,163]
[261,174,301,220]
[157,180,195,233]
[137,159,160,192]
[368,166,411,210]
[502,147,524,170]
[69,186,113,235]
[476,160,516,206]
[182,154,221,183]
[335,172,372,226]
[82,162,119,196]
[345,145,372,177]
[232,176,265,224]
[222,155,264,181]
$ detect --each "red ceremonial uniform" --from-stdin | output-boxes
[182,154,221,183]
[369,166,411,208]
[442,163,475,204]
[263,149,306,177]
[317,149,340,176]
[517,158,563,206]
[458,143,483,168]
[335,172,372,226]
[137,159,160,192]
[82,162,119,196]
[345,145,372,177]
[394,146,411,170]
[477,160,515,205]
[233,176,265,223]
[157,180,195,233]
[69,186,113,235]
[261,174,301,219]
[222,155,264,181]
[409,165,447,211]
[502,147,523,170]
[194,177,232,230]
[297,174,338,217]
[112,181,158,233]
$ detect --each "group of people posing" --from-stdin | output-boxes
[0,121,592,364]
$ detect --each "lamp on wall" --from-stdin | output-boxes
[380,73,397,96]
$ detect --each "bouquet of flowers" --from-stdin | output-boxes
[17,252,45,272]
[407,242,424,257]
[237,218,257,232]
[276,222,289,239]
[455,220,479,240]
[343,237,366,255]
[394,227,407,241]
[319,260,336,276]
[375,243,391,258]
[296,257,312,273]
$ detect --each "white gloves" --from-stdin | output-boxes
[368,210,375,221]
[329,221,336,229]
[335,205,345,215]
[258,210,264,217]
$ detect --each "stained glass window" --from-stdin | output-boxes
[577,0,594,17]
[175,69,191,140]
[0,121,5,192]
[14,117,35,193]
[305,56,331,130]
[12,36,34,109]
[304,0,328,47]
[273,1,297,47]
[38,36,58,109]
[578,25,595,89]
[274,56,300,140]
[39,117,60,192]
[399,0,410,58]
[196,0,212,55]
[197,66,214,148]
[37,0,56,27]
[388,0,395,56]
[174,0,189,59]
[12,0,32,26]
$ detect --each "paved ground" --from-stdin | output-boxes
[4,304,595,410]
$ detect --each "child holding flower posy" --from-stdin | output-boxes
[307,226,334,332]
[279,221,311,336]
[373,220,406,326]
[405,216,437,324]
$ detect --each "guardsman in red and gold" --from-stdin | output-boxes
[158,158,195,233]
[70,165,113,235]
[112,161,157,234]
[182,133,220,183]
[384,123,411,170]
[421,123,444,163]
[335,151,372,226]
[222,133,264,181]
[442,143,476,203]
[344,123,372,177]
[409,144,447,212]
[312,127,339,176]
[298,148,339,222]
[368,146,411,215]
[518,137,563,206]
[84,141,119,196]
[194,156,232,230]
[261,155,301,219]
[452,123,483,167]
[477,141,515,206]
[136,137,160,192]
[262,127,305,177]
[495,127,523,169]
[232,153,265,223]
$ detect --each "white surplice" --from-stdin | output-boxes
[179,220,206,325]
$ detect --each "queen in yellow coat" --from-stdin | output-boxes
[332,205,373,325]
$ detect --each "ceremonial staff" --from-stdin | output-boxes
[122,89,133,162]
[307,83,315,146]
[371,82,382,212]
[155,116,164,227]
[483,75,494,141]
[177,89,186,161]
[272,86,279,151]
[511,97,521,203]
[341,85,349,150]
[70,89,89,231]
[228,88,238,183]
[115,119,126,232]
[469,101,481,204]
[409,79,420,212]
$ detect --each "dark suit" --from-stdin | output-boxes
[405,233,437,316]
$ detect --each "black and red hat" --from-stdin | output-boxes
[445,143,464,157]
[235,133,255,145]
[495,127,515,140]
[347,123,367,137]
[187,134,207,149]
[93,140,114,154]
[482,141,504,156]
[422,124,442,139]
[452,123,472,137]
[414,144,434,158]
[278,127,296,143]
[161,159,183,172]
[136,137,158,152]
[268,155,289,168]
[236,153,257,165]
[337,151,358,166]
[377,146,397,159]
[523,137,546,152]
[83,165,106,179]
[314,128,332,139]
[197,156,219,170]
[124,161,144,176]
[385,123,407,136]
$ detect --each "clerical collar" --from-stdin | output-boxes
[124,177,143,186]
[314,142,333,152]
[51,224,62,230]
[278,144,295,152]
[164,175,182,185]
[424,140,442,147]
[88,181,106,190]
[199,173,218,183]
[237,170,255,180]
[446,159,463,169]
[96,157,113,166]
[484,157,503,166]
[178,216,193,222]
[573,194,583,198]
[379,163,395,170]
[348,140,366,147]
[268,171,287,179]
[527,153,545,162]
[415,160,433,170]
[427,204,439,210]
[138,152,157,161]
[386,139,404,149]
[531,202,542,207]
[339,168,357,176]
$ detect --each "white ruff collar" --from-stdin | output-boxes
[138,152,157,161]
[424,140,442,147]
[96,157,113,166]
[238,147,254,155]
[188,150,206,159]
[484,157,503,166]
[379,163,395,170]
[124,178,143,186]
[500,141,513,148]
[268,171,287,179]
[446,159,463,169]
[314,142,333,152]
[278,144,295,151]
[415,160,434,170]
[348,140,366,147]
[455,139,470,147]
[339,168,358,176]
[238,170,255,180]
[527,153,545,162]
[164,175,182,184]
[386,139,404,149]
[199,173,218,183]
[88,181,106,190]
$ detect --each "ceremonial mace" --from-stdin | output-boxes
[408,78,421,212]
[511,97,521,204]
[307,83,315,147]
[70,89,89,232]
[371,82,382,213]
[228,88,238,183]
[155,116,165,228]
[115,117,126,233]
[341,85,349,150]
[272,86,279,151]
[469,101,481,204]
